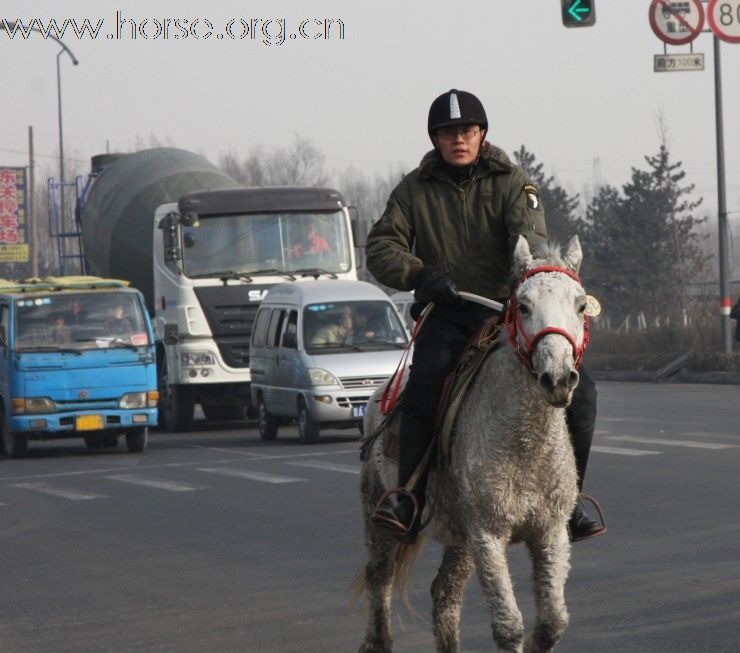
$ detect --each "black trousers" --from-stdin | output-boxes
[402,304,597,489]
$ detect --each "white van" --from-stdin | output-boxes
[249,280,409,443]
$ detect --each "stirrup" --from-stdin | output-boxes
[569,492,607,543]
[370,487,420,542]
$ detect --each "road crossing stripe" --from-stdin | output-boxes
[284,460,360,474]
[590,445,662,456]
[196,468,306,484]
[10,482,107,500]
[605,436,738,450]
[105,474,204,492]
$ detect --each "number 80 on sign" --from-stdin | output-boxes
[708,0,740,42]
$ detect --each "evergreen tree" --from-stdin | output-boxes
[513,146,580,245]
[579,142,706,322]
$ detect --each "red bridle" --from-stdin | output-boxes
[503,265,590,371]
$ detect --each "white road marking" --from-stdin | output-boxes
[196,468,306,484]
[284,460,360,474]
[605,435,738,450]
[10,482,107,500]
[106,474,204,492]
[590,445,662,456]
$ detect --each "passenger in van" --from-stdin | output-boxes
[310,307,374,346]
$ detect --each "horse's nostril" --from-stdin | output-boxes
[538,372,555,393]
[568,370,580,389]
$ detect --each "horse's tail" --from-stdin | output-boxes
[393,537,425,612]
[349,537,425,613]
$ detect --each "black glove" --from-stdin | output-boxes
[413,266,463,305]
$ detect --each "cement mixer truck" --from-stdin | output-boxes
[74,148,359,431]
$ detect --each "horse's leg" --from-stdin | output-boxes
[431,545,475,653]
[359,528,399,653]
[471,533,524,653]
[524,528,571,653]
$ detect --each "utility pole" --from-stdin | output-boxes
[28,126,37,277]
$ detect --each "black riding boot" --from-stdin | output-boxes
[371,413,434,544]
[567,372,606,542]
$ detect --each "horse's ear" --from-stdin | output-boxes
[563,236,583,273]
[513,236,534,275]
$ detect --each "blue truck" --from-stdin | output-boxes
[0,276,158,457]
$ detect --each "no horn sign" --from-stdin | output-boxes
[649,0,705,45]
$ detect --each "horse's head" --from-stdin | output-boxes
[505,235,589,407]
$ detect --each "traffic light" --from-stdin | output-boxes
[562,0,596,27]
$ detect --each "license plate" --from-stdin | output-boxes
[76,414,104,431]
[352,405,367,418]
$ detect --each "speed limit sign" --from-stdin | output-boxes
[708,0,740,42]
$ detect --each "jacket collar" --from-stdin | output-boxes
[418,141,514,182]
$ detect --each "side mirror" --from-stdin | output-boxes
[348,206,366,248]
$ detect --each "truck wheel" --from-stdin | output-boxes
[6,432,28,459]
[258,398,278,441]
[162,384,194,432]
[83,434,102,449]
[125,427,148,453]
[297,397,319,444]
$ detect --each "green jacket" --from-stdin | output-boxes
[366,142,548,303]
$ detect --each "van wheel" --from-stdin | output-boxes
[126,427,148,453]
[258,398,278,441]
[297,397,319,444]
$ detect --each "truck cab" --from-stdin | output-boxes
[0,276,158,457]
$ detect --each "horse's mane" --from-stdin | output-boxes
[530,241,567,267]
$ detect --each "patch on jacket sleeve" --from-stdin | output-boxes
[523,184,542,211]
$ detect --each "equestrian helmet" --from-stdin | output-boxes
[427,89,488,136]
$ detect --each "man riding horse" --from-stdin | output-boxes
[367,89,605,544]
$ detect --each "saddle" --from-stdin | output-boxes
[360,314,502,469]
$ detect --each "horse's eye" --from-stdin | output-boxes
[519,304,530,316]
[578,303,587,314]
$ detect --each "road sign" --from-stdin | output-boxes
[707,0,740,42]
[561,0,596,27]
[654,52,705,71]
[649,0,705,44]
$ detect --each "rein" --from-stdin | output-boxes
[503,266,590,371]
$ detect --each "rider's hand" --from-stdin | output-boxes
[414,266,463,305]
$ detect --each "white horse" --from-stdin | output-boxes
[357,236,589,653]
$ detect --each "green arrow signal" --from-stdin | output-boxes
[568,0,590,21]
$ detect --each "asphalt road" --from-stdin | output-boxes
[0,381,738,652]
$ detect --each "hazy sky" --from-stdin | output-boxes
[2,1,739,228]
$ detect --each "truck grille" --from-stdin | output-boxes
[54,398,119,411]
[339,376,388,390]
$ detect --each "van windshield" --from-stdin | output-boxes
[303,300,408,353]
[14,291,151,352]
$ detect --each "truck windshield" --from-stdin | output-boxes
[14,291,151,352]
[303,301,409,354]
[182,211,352,278]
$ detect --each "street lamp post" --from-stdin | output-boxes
[4,20,79,257]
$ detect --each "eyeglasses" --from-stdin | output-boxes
[436,125,481,141]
